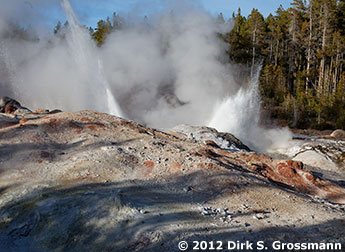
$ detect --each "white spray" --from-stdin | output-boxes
[0,0,292,152]
[208,68,292,151]
[61,0,122,116]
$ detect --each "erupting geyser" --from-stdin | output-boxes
[208,68,292,151]
[0,0,292,152]
[61,0,122,117]
[208,69,262,148]
[0,0,122,117]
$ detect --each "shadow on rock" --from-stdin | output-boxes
[0,171,344,252]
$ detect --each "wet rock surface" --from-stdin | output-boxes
[0,109,344,251]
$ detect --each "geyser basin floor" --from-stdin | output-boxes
[0,110,344,251]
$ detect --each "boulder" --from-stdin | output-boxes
[171,124,250,151]
[331,129,345,139]
[0,96,22,114]
[292,150,338,172]
[0,96,33,115]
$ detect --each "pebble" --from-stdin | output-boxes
[183,186,193,192]
[242,204,249,209]
[200,206,233,219]
[202,209,211,216]
[253,213,265,220]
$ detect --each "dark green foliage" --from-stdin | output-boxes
[260,64,286,106]
[222,0,345,129]
[83,2,345,129]
[90,12,127,46]
[222,9,251,64]
[54,21,61,35]
[92,19,111,46]
[11,3,344,130]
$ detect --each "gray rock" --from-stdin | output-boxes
[331,129,345,139]
[0,110,345,251]
[171,124,250,151]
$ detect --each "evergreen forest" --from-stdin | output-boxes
[88,0,345,130]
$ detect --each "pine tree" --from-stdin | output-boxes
[92,19,110,46]
[247,9,266,77]
[216,12,225,24]
[54,21,62,35]
[223,8,251,64]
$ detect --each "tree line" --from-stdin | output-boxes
[7,0,345,130]
[87,0,344,129]
[223,0,345,129]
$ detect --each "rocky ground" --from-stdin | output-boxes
[0,104,344,251]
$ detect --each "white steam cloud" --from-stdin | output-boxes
[0,0,292,151]
[101,10,237,128]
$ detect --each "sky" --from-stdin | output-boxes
[63,0,293,28]
[201,0,292,17]
[3,0,293,30]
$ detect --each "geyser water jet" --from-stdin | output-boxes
[0,42,17,97]
[0,0,122,116]
[0,0,292,152]
[208,68,262,148]
[208,68,292,151]
[61,0,122,116]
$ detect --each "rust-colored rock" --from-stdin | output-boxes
[170,162,182,169]
[143,160,155,169]
[198,146,345,204]
[87,125,96,130]
[35,109,50,113]
[141,160,155,178]
[1,108,345,251]
[277,161,298,177]
[1,96,21,113]
[19,118,29,125]
[204,140,220,148]
[4,105,16,114]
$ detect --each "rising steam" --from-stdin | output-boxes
[0,0,292,151]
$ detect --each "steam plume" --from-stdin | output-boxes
[0,0,292,151]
